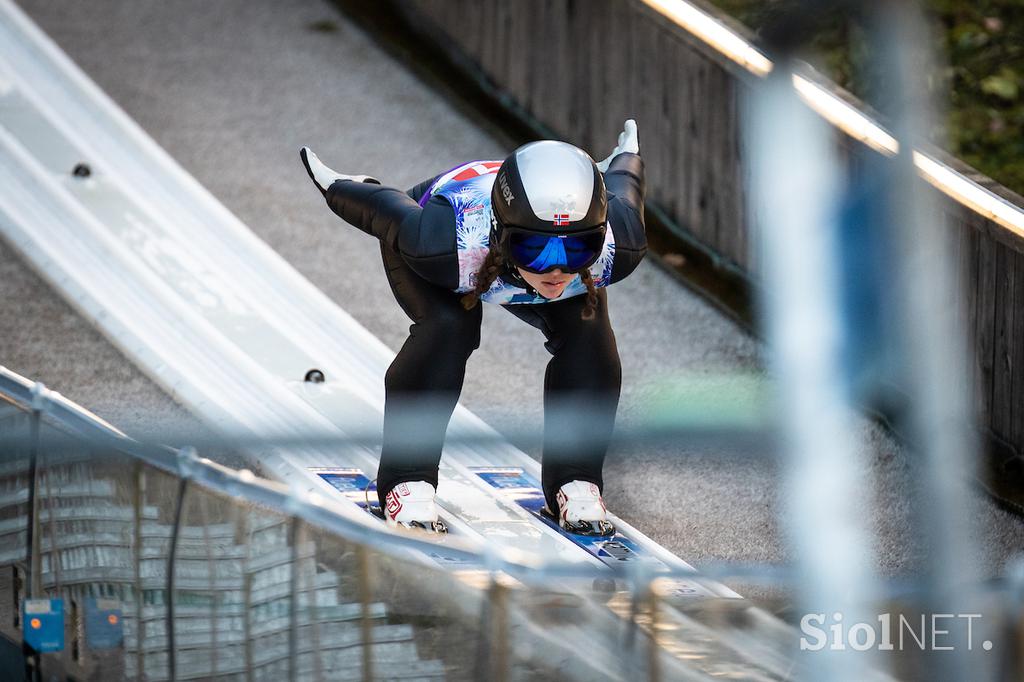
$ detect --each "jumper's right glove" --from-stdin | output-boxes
[596,119,640,173]
[300,147,380,197]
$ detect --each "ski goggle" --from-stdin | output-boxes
[504,225,607,275]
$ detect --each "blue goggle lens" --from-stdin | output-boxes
[507,230,605,274]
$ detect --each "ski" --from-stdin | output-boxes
[472,467,665,567]
[472,466,714,598]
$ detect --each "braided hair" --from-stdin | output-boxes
[462,239,598,321]
[460,240,505,311]
[578,267,598,321]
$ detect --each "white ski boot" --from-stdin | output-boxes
[383,481,447,534]
[300,147,380,196]
[551,480,615,536]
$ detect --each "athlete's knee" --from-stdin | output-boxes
[550,318,618,360]
[546,327,621,393]
[414,304,482,354]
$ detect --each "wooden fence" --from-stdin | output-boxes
[400,0,1024,470]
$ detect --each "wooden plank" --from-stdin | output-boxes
[546,0,570,135]
[519,0,537,120]
[611,0,635,143]
[464,0,484,69]
[703,57,721,257]
[701,53,718,250]
[493,1,512,108]
[439,1,467,55]
[557,0,573,135]
[504,1,525,110]
[482,0,496,70]
[1011,248,1024,448]
[567,0,587,144]
[974,217,998,429]
[707,61,730,261]
[665,33,684,227]
[584,0,601,152]
[643,21,667,208]
[678,35,699,235]
[677,39,696,235]
[719,64,741,266]
[515,0,536,114]
[690,52,711,246]
[660,25,678,209]
[956,210,983,421]
[729,78,749,271]
[991,241,1014,442]
[529,0,553,128]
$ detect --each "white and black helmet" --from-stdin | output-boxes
[491,141,608,274]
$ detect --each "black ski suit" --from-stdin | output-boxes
[319,152,646,511]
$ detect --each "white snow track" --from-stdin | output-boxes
[0,0,736,597]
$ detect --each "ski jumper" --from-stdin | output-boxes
[321,153,646,511]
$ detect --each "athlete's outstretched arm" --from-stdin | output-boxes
[301,148,460,288]
[323,181,460,289]
[604,151,647,283]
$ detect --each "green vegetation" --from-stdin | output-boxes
[710,1,1024,197]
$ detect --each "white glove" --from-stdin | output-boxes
[596,119,639,173]
[300,147,380,195]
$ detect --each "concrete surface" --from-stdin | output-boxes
[5,0,1024,595]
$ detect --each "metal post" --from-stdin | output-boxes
[646,581,660,682]
[748,53,877,682]
[199,494,218,678]
[622,563,661,682]
[11,564,23,629]
[356,545,374,682]
[869,3,982,678]
[44,466,61,595]
[23,384,45,682]
[489,576,509,682]
[474,576,491,680]
[166,477,188,682]
[475,573,510,681]
[239,507,254,682]
[70,598,80,662]
[624,573,641,678]
[302,524,324,682]
[287,516,300,682]
[25,387,43,598]
[133,462,145,682]
[242,572,254,682]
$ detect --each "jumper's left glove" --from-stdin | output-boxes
[596,119,639,173]
[300,147,381,196]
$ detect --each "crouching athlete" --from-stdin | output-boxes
[300,120,646,535]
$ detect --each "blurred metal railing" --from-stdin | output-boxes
[0,366,805,682]
[2,362,1023,681]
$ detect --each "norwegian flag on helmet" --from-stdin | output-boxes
[553,213,570,226]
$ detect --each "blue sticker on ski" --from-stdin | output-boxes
[317,468,375,499]
[472,467,669,569]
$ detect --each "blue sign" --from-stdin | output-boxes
[23,598,64,653]
[475,468,539,491]
[315,469,374,498]
[84,598,123,650]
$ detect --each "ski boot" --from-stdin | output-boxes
[300,147,380,196]
[547,480,615,536]
[382,481,447,534]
